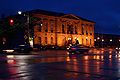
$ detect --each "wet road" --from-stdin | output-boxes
[0,49,120,80]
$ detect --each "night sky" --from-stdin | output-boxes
[0,0,120,35]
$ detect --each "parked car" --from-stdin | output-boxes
[2,49,14,54]
[1,46,14,54]
[115,47,120,51]
[67,44,89,55]
[14,44,32,53]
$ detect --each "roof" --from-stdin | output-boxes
[26,9,95,23]
[77,16,95,23]
[27,9,65,17]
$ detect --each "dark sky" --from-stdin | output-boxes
[1,0,120,34]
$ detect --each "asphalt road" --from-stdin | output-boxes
[0,49,120,80]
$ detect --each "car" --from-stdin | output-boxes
[2,49,14,54]
[116,47,120,50]
[14,44,32,53]
[67,44,89,55]
[1,46,15,54]
[115,46,120,52]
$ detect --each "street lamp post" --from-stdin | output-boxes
[18,11,33,47]
[97,37,100,47]
[18,11,22,15]
[110,39,112,48]
[102,39,104,48]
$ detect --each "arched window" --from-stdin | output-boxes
[82,38,84,45]
[90,39,92,45]
[51,37,53,44]
[67,25,73,34]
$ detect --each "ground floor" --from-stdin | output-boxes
[34,32,94,47]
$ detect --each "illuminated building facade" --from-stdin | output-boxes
[28,10,95,47]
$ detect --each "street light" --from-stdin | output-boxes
[102,39,104,48]
[94,39,96,41]
[18,11,22,15]
[97,37,100,40]
[102,39,104,42]
[119,39,120,42]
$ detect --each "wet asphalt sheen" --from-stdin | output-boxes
[0,49,120,80]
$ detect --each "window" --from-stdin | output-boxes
[51,37,53,44]
[38,22,42,32]
[90,33,92,35]
[45,22,48,32]
[90,39,91,45]
[82,39,84,45]
[82,26,84,35]
[38,37,41,45]
[86,31,88,35]
[67,25,73,34]
[86,39,88,45]
[90,27,92,35]
[45,37,47,44]
[50,21,54,33]
[62,24,65,33]
[81,24,84,35]
[75,26,77,34]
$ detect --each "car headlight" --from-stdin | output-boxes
[119,48,120,49]
[67,48,69,50]
[116,48,118,49]
[3,49,14,53]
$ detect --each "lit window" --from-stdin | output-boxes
[90,39,91,45]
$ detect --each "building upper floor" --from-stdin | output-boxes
[26,9,95,36]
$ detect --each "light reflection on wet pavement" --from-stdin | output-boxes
[0,49,120,80]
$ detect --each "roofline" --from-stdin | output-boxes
[24,9,95,23]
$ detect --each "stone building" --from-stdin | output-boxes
[27,9,95,47]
